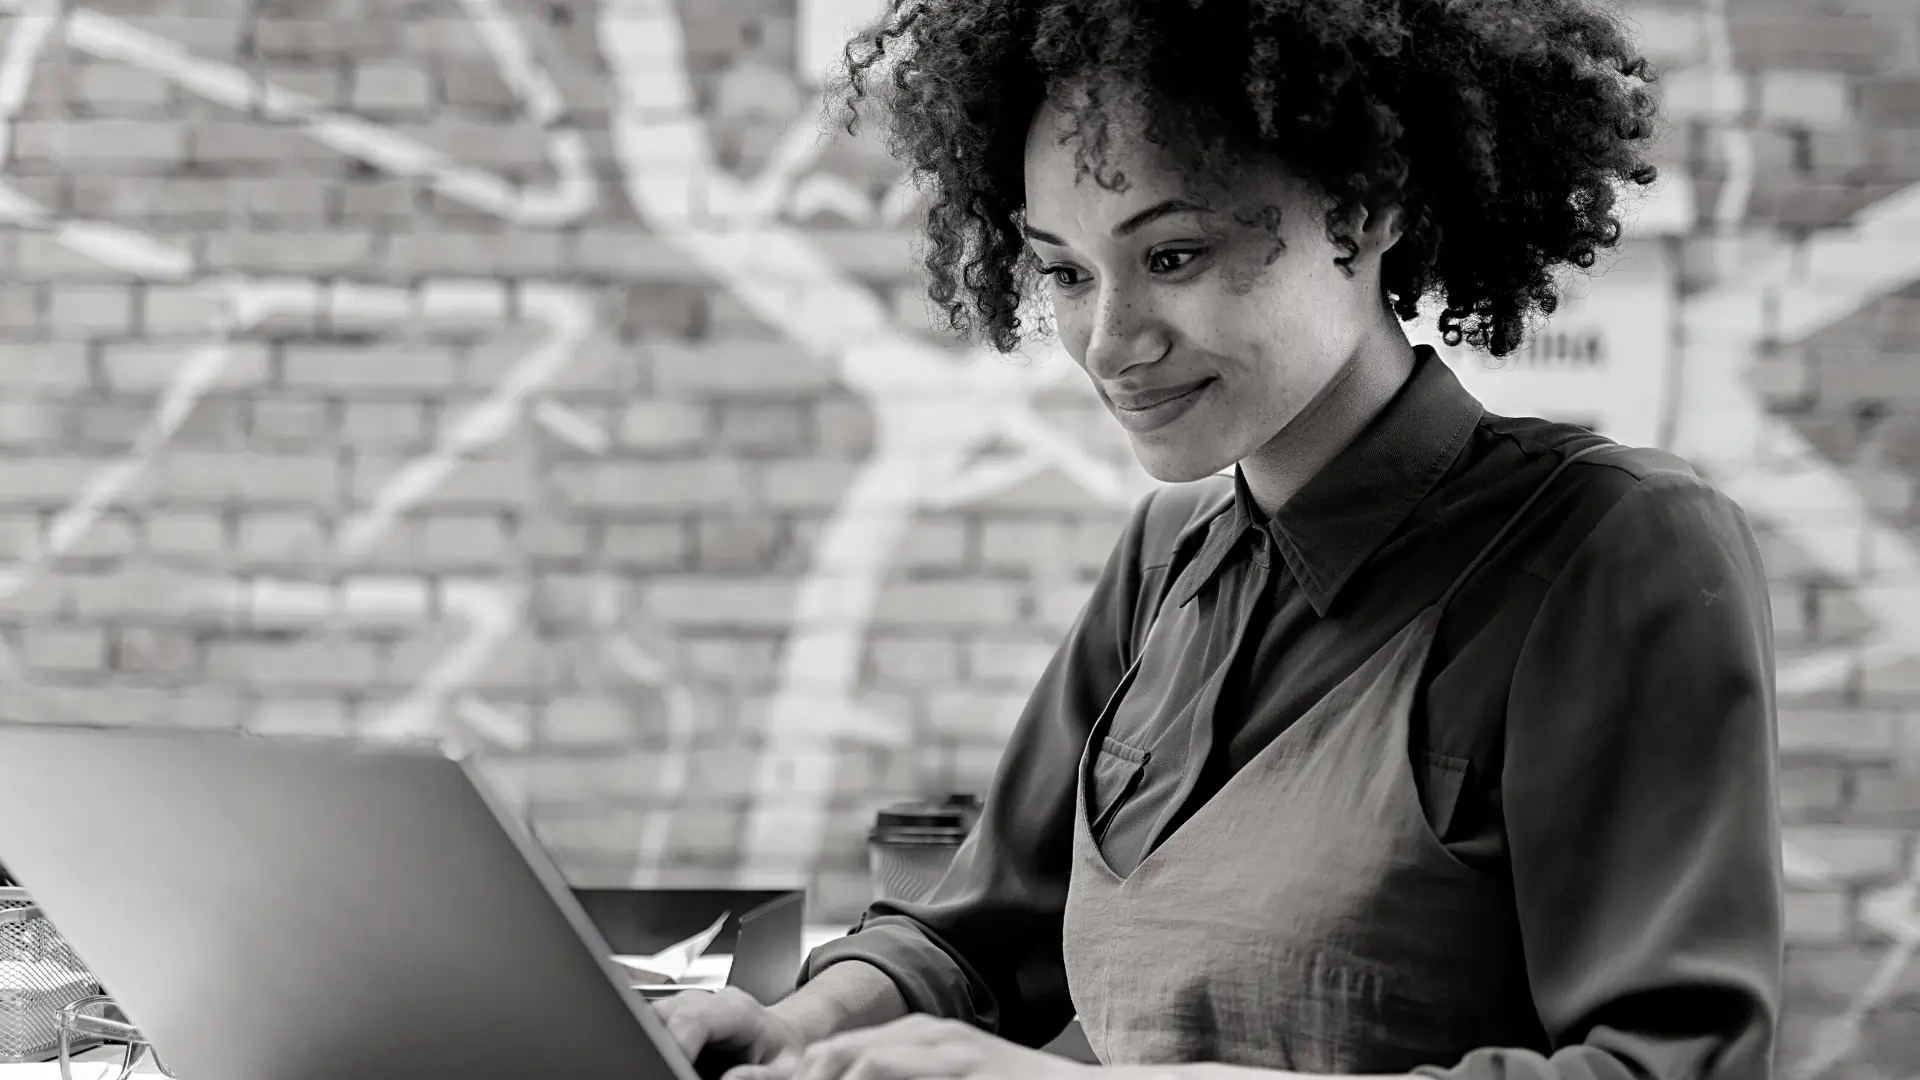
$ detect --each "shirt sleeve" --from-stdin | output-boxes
[1419,472,1786,1080]
[793,488,1159,1048]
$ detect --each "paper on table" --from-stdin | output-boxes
[610,911,729,986]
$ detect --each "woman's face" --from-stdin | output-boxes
[1022,98,1400,483]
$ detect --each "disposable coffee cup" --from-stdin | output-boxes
[865,794,982,905]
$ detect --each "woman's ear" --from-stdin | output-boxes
[1357,203,1404,259]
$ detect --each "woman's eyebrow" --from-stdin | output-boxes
[1022,198,1217,247]
[1021,223,1068,246]
[1112,198,1214,237]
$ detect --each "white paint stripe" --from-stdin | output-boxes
[1757,467,1920,692]
[1700,0,1753,280]
[302,114,449,176]
[996,403,1138,504]
[0,5,599,764]
[454,0,567,127]
[0,284,300,603]
[39,461,140,551]
[532,399,613,455]
[428,165,515,214]
[928,455,1049,511]
[56,220,195,279]
[45,3,595,227]
[877,174,922,225]
[0,181,49,223]
[336,286,593,559]
[1779,841,1920,1080]
[71,8,245,103]
[605,632,700,888]
[1795,868,1920,1080]
[1678,198,1920,694]
[749,118,841,221]
[521,132,598,223]
[0,196,195,288]
[18,272,588,756]
[0,2,62,166]
[1775,646,1863,697]
[1779,188,1920,341]
[228,276,322,327]
[212,574,529,749]
[206,281,586,753]
[328,280,415,327]
[338,463,454,559]
[422,278,510,320]
[1861,882,1920,946]
[1781,843,1836,889]
[1670,180,1920,1077]
[602,0,1134,881]
[1685,188,1920,348]
[0,319,234,602]
[339,576,433,620]
[248,579,340,623]
[365,579,522,741]
[785,173,875,224]
[588,576,694,887]
[456,695,532,751]
[1791,1021,1866,1080]
[606,634,668,687]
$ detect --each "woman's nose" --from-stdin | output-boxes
[1081,288,1169,379]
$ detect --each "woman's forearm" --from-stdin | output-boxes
[1113,1060,1413,1068]
[767,960,911,1043]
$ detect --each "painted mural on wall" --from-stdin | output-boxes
[0,0,1915,1072]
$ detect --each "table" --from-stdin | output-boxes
[0,927,854,1077]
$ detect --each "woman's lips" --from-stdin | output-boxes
[1107,378,1216,434]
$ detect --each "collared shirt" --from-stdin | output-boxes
[800,347,1784,1080]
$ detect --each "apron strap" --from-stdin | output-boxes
[1434,441,1615,611]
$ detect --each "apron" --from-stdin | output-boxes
[1061,443,1610,1074]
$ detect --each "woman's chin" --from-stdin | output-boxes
[1131,443,1236,485]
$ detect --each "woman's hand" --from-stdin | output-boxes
[722,1014,1096,1080]
[654,987,808,1075]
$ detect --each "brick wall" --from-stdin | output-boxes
[0,0,1915,1074]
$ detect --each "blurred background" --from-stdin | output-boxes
[0,0,1915,1073]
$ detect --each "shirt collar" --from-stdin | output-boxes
[1168,345,1484,616]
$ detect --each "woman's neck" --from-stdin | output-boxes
[1237,336,1420,517]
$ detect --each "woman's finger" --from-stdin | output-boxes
[838,1043,974,1080]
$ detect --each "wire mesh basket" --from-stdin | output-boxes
[1,887,103,1064]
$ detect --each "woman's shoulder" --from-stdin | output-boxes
[1525,434,1763,587]
[1484,414,1714,496]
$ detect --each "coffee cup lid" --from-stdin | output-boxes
[869,793,981,843]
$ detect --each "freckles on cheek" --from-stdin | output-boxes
[1056,312,1092,363]
[1219,242,1281,298]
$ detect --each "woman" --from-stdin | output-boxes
[661,1,1784,1077]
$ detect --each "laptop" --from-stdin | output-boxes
[0,722,727,1080]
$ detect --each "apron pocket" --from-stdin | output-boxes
[1416,751,1469,841]
[1088,735,1150,842]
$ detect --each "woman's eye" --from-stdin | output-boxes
[1043,266,1087,288]
[1148,249,1201,274]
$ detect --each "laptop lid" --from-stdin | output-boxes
[0,722,701,1080]
[727,891,803,1005]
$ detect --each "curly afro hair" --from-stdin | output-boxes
[828,0,1662,358]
